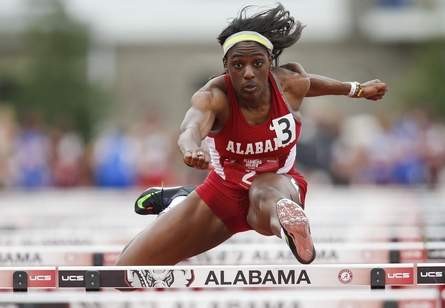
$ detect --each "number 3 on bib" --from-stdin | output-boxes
[270,114,296,147]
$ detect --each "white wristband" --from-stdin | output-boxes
[348,82,360,97]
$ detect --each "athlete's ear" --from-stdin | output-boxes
[223,57,228,71]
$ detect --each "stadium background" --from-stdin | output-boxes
[0,0,444,306]
[0,0,444,189]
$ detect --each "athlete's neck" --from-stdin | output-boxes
[238,88,272,125]
[237,87,271,111]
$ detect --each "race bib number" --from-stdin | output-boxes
[270,114,296,147]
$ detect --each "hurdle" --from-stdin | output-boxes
[0,263,431,291]
[2,225,445,246]
[0,289,440,308]
[1,242,445,267]
[2,208,445,231]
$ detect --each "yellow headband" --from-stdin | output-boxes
[222,31,273,57]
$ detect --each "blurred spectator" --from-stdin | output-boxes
[360,112,397,184]
[388,110,428,185]
[50,127,86,187]
[377,0,412,8]
[92,127,138,188]
[9,112,51,188]
[0,105,16,187]
[376,0,435,10]
[131,111,177,187]
[424,122,445,187]
[330,113,384,185]
[297,108,342,184]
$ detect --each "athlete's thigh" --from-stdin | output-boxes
[247,173,301,235]
[117,191,233,265]
[249,173,301,207]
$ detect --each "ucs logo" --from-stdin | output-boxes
[387,272,410,279]
[29,275,52,281]
[61,275,84,282]
[420,272,443,278]
[385,268,414,284]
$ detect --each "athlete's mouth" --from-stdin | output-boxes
[242,83,257,93]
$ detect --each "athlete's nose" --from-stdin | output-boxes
[243,65,255,80]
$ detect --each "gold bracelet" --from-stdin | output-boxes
[357,86,364,97]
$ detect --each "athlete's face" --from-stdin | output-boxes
[224,41,272,102]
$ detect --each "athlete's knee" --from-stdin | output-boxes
[249,184,280,206]
[246,208,272,236]
[247,185,280,235]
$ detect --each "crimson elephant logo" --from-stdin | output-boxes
[126,269,194,288]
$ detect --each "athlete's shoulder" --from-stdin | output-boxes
[278,62,308,77]
[192,74,228,113]
[273,64,310,96]
[274,63,309,82]
[205,74,228,97]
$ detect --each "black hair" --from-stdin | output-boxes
[218,3,305,66]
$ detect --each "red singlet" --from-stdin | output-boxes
[196,73,308,232]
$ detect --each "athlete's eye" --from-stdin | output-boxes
[233,63,243,69]
[254,60,264,68]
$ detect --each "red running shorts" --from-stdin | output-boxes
[195,169,308,233]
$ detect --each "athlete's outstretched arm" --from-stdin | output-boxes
[178,89,219,169]
[282,62,388,101]
[306,75,387,101]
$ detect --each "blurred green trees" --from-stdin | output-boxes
[398,40,445,119]
[13,0,109,139]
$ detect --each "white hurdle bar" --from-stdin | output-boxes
[1,263,444,291]
[2,226,445,246]
[0,289,441,308]
[1,214,444,228]
[1,263,439,290]
[1,242,445,266]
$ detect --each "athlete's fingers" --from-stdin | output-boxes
[183,151,194,167]
[197,156,210,169]
[370,92,385,100]
[194,150,209,169]
[360,81,388,99]
[363,88,386,100]
[191,150,200,166]
[369,95,383,101]
[188,149,204,168]
[199,161,210,169]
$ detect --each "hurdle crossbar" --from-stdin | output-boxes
[0,263,440,291]
[0,289,440,306]
[1,242,445,267]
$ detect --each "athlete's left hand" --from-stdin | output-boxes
[359,79,388,101]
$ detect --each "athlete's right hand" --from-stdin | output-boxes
[183,149,210,169]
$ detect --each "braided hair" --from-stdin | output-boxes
[217,3,305,66]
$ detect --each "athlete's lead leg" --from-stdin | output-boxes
[247,173,315,264]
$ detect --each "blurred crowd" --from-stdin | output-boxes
[0,105,444,190]
[297,108,445,188]
[0,106,180,189]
